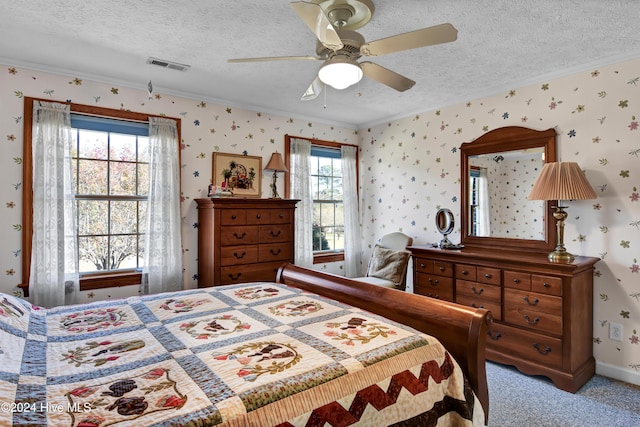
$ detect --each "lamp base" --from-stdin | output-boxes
[548,205,574,263]
[547,249,575,263]
[270,171,281,199]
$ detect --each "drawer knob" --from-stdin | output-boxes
[524,315,540,325]
[270,230,282,237]
[461,270,469,275]
[533,343,552,355]
[513,278,520,284]
[420,263,426,268]
[279,213,284,218]
[488,330,502,341]
[543,283,551,288]
[270,248,282,255]
[439,266,445,272]
[471,286,484,295]
[523,296,539,306]
[231,215,237,220]
[228,272,242,280]
[233,251,247,259]
[233,232,247,240]
[427,293,439,299]
[471,303,485,309]
[484,273,492,279]
[256,214,262,219]
[428,278,439,286]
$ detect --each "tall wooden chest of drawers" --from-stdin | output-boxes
[195,198,298,287]
[409,245,599,393]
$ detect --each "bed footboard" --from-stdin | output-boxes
[276,263,491,421]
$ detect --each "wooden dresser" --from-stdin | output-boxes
[409,245,599,392]
[195,198,298,287]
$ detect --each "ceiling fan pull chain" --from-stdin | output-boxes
[323,87,327,109]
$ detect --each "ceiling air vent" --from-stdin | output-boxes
[146,57,190,72]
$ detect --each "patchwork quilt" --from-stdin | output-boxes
[0,284,484,426]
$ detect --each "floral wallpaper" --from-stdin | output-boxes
[359,57,640,384]
[1,55,639,385]
[0,63,357,301]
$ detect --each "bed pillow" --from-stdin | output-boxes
[366,244,411,286]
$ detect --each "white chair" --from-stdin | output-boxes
[352,232,413,291]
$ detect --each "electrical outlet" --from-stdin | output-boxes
[610,322,623,341]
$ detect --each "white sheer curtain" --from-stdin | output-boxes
[142,117,183,294]
[30,100,79,308]
[341,145,361,277]
[477,167,491,236]
[289,138,313,267]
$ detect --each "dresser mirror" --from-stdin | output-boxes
[460,126,557,252]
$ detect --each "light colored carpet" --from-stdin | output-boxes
[486,362,640,427]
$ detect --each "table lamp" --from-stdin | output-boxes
[264,152,288,199]
[528,162,597,262]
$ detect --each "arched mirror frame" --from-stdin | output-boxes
[460,126,557,252]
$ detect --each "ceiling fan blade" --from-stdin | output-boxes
[228,55,322,63]
[301,76,324,101]
[360,61,416,92]
[360,23,458,56]
[290,1,344,51]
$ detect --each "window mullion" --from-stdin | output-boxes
[136,134,141,270]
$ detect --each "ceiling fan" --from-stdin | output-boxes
[228,0,458,100]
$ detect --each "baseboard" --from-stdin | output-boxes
[596,361,640,387]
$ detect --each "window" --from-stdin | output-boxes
[310,146,344,253]
[71,115,149,275]
[284,136,357,264]
[21,98,181,294]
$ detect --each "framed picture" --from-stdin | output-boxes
[212,152,262,198]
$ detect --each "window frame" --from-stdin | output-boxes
[469,165,481,236]
[283,135,358,264]
[21,98,181,296]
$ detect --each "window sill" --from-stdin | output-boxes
[313,251,344,264]
[80,271,142,291]
[18,271,141,297]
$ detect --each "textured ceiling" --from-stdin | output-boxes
[1,1,639,128]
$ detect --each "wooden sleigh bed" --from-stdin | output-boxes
[1,263,490,426]
[277,264,491,423]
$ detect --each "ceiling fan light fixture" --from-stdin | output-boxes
[318,56,363,90]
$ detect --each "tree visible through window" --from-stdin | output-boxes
[71,117,149,274]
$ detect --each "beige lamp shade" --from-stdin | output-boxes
[528,162,597,201]
[265,152,288,172]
